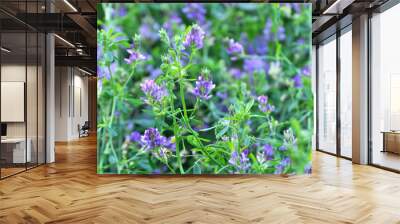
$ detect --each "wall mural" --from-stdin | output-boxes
[97,3,313,175]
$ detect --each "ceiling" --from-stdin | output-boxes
[0,0,97,74]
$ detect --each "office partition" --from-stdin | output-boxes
[0,0,47,179]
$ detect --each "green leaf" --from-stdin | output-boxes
[216,125,229,139]
[186,135,202,148]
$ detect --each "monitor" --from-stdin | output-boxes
[1,123,7,137]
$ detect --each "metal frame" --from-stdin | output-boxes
[0,0,47,180]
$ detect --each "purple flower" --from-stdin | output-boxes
[278,145,287,151]
[141,128,165,150]
[163,12,183,36]
[183,25,205,49]
[263,19,273,40]
[293,74,303,88]
[229,149,251,173]
[301,66,311,76]
[244,57,265,74]
[264,144,274,158]
[98,63,116,80]
[291,3,302,14]
[146,65,162,79]
[140,128,174,152]
[129,131,141,142]
[98,79,103,91]
[297,38,305,45]
[254,35,269,55]
[257,95,274,113]
[277,26,286,41]
[139,23,159,42]
[257,95,268,105]
[118,5,127,17]
[229,68,243,79]
[140,79,168,103]
[274,164,284,174]
[192,75,215,100]
[304,164,312,174]
[124,49,146,64]
[216,91,228,100]
[227,39,243,55]
[182,3,206,25]
[281,157,291,166]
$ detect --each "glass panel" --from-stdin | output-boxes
[340,29,352,158]
[317,37,337,154]
[38,32,45,165]
[27,31,38,169]
[371,5,400,171]
[1,30,27,177]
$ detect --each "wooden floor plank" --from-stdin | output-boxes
[0,135,400,223]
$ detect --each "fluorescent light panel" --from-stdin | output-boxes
[322,0,342,14]
[78,67,93,76]
[54,34,75,48]
[1,47,11,53]
[63,0,78,12]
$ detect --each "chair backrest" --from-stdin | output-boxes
[82,121,90,129]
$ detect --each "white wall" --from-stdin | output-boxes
[55,67,89,141]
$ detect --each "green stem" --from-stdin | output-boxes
[107,92,121,173]
[170,98,184,174]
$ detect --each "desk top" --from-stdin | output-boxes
[381,131,400,134]
[1,138,30,143]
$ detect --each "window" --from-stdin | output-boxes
[317,37,337,154]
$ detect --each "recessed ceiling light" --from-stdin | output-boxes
[78,67,93,76]
[54,34,75,48]
[63,0,78,12]
[1,47,11,53]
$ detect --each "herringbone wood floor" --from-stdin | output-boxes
[1,135,400,224]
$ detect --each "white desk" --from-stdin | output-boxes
[1,138,31,163]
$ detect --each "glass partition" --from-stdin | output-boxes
[0,1,46,179]
[317,36,337,154]
[371,4,400,171]
[1,30,28,177]
[339,28,352,158]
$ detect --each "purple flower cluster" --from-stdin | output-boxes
[140,79,168,103]
[278,145,287,151]
[292,65,311,88]
[141,128,175,151]
[227,39,244,55]
[229,149,251,173]
[192,75,215,100]
[244,58,266,74]
[129,131,141,142]
[139,22,160,42]
[98,63,116,80]
[275,157,291,174]
[277,26,286,41]
[183,25,205,49]
[257,144,275,164]
[124,49,146,64]
[257,95,274,113]
[301,65,311,76]
[163,12,183,37]
[182,3,206,25]
[293,74,303,88]
[229,68,243,79]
